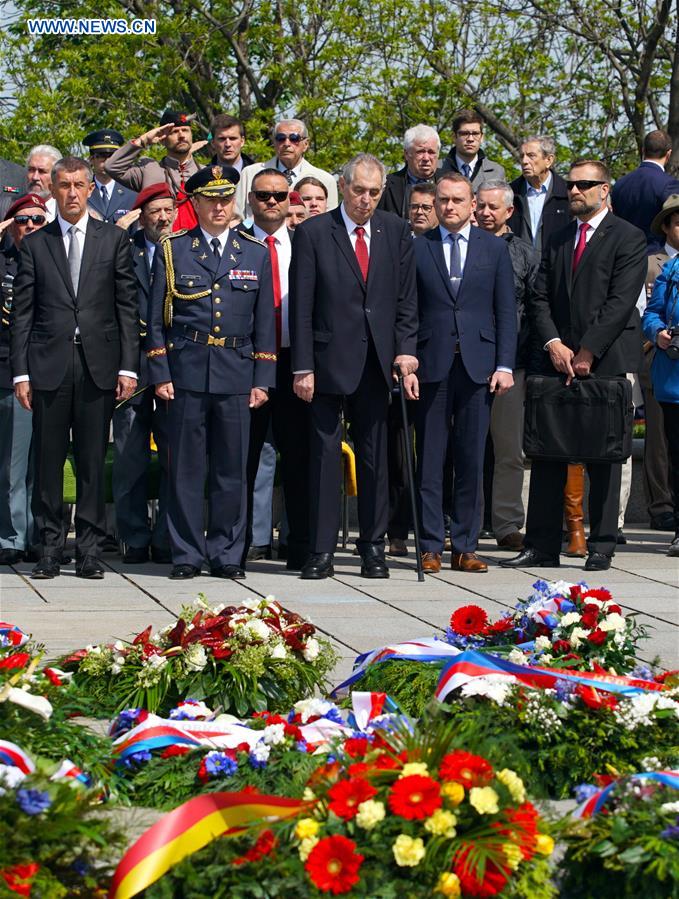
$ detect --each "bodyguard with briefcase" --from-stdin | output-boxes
[501,159,647,573]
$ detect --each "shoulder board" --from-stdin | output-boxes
[238,230,265,246]
[161,229,187,242]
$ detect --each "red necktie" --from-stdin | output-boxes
[265,235,282,350]
[572,222,591,271]
[354,226,369,281]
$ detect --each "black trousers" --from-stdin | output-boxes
[245,348,311,563]
[32,342,114,558]
[309,347,389,553]
[659,402,679,530]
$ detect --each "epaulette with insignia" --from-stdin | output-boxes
[161,229,187,242]
[238,230,265,246]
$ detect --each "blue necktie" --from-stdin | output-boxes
[461,163,472,180]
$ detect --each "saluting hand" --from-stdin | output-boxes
[249,388,268,409]
[155,381,174,401]
[116,376,137,402]
[115,208,142,231]
[189,140,209,157]
[137,123,176,148]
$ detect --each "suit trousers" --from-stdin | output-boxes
[0,389,35,550]
[167,389,249,568]
[245,348,310,563]
[525,459,621,558]
[490,369,526,539]
[112,392,170,550]
[32,342,114,558]
[639,350,673,518]
[252,439,276,547]
[415,355,492,554]
[310,346,389,553]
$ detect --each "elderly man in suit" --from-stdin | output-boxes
[502,159,647,573]
[289,152,418,579]
[11,157,139,579]
[407,172,516,574]
[236,119,338,220]
[378,124,440,218]
[508,135,569,252]
[440,110,505,188]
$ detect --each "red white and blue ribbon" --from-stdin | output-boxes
[573,771,679,818]
[0,740,35,774]
[50,759,91,785]
[346,691,398,730]
[0,623,29,649]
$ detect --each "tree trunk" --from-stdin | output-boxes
[668,0,679,170]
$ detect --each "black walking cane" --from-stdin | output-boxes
[392,364,424,582]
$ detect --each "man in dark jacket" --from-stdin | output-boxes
[440,110,505,188]
[508,135,570,252]
[378,125,440,218]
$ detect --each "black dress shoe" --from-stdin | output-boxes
[360,546,389,579]
[123,545,150,564]
[479,528,494,539]
[211,565,245,579]
[170,564,201,579]
[616,528,627,545]
[300,552,334,579]
[31,557,60,579]
[150,546,172,564]
[76,555,104,579]
[0,549,24,565]
[247,544,272,561]
[650,512,676,531]
[499,548,560,568]
[584,552,611,571]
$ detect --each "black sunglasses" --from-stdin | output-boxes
[14,214,46,225]
[565,180,606,191]
[274,132,304,143]
[253,190,288,202]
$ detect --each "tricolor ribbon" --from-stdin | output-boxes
[573,770,679,818]
[108,792,308,899]
[0,623,29,649]
[0,740,35,774]
[347,691,399,731]
[50,759,91,785]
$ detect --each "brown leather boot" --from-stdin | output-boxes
[564,463,587,557]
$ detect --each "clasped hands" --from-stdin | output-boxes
[548,339,593,384]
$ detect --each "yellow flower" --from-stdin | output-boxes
[469,786,500,815]
[399,761,429,778]
[392,834,426,867]
[294,817,320,840]
[535,833,555,856]
[497,768,526,803]
[298,835,319,861]
[435,872,462,896]
[355,799,386,830]
[424,808,457,838]
[441,781,465,806]
[503,842,523,870]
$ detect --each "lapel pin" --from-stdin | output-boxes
[191,238,200,249]
[199,252,208,260]
[230,253,237,262]
[232,239,240,250]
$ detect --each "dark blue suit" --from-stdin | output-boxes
[112,229,169,553]
[147,226,276,568]
[87,181,138,224]
[414,226,517,554]
[611,161,679,252]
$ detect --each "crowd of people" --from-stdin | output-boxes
[1,109,678,581]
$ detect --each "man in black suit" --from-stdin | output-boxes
[502,159,647,573]
[289,152,418,579]
[11,157,139,579]
[378,125,440,218]
[508,135,569,251]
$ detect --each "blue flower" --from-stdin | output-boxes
[295,740,308,753]
[660,824,679,841]
[532,579,550,594]
[631,664,654,681]
[573,783,598,803]
[559,600,575,613]
[112,708,144,736]
[71,858,90,877]
[555,679,576,702]
[205,752,237,777]
[323,706,344,724]
[123,749,152,768]
[16,789,51,815]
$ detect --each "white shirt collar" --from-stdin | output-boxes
[277,159,302,178]
[340,202,372,237]
[95,178,110,196]
[252,221,290,244]
[576,207,608,233]
[200,227,229,252]
[145,238,156,255]
[57,211,89,236]
[439,221,472,242]
[645,158,666,170]
[455,154,477,173]
[665,242,679,258]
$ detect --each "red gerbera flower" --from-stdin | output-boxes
[492,801,540,860]
[454,844,510,897]
[485,616,516,636]
[582,588,612,603]
[374,753,401,770]
[1,862,41,897]
[328,777,377,820]
[450,605,489,636]
[347,762,370,778]
[439,751,494,787]
[305,835,364,895]
[343,736,370,758]
[388,774,442,820]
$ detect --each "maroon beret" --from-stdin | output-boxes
[289,191,304,206]
[132,183,175,211]
[4,193,47,221]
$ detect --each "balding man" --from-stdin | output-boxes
[236,119,338,219]
[378,124,440,217]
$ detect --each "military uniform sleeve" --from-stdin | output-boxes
[9,238,36,380]
[252,249,277,389]
[104,141,149,192]
[394,219,418,357]
[288,221,317,373]
[146,243,172,384]
[114,228,140,374]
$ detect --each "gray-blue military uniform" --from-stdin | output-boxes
[83,130,138,224]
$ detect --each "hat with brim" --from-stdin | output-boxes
[83,129,125,152]
[132,182,175,211]
[185,165,240,198]
[4,193,48,221]
[651,193,679,238]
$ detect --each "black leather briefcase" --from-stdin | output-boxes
[523,375,634,463]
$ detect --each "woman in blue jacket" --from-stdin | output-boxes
[642,255,679,556]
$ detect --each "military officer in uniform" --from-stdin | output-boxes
[146,164,276,579]
[83,130,138,224]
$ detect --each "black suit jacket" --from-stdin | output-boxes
[11,216,139,391]
[529,213,647,376]
[508,172,570,251]
[289,207,418,395]
[378,166,409,217]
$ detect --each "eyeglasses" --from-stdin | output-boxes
[456,130,482,138]
[409,203,434,212]
[565,180,606,191]
[253,190,288,202]
[14,214,46,224]
[274,132,304,143]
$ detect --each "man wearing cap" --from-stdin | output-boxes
[286,191,307,229]
[112,183,176,565]
[0,194,48,564]
[146,164,276,580]
[83,130,138,224]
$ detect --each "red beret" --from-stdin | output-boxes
[289,191,304,206]
[4,193,47,221]
[132,182,174,211]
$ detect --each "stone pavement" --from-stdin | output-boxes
[1,527,677,684]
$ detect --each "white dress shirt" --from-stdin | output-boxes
[277,160,302,181]
[253,222,291,347]
[340,202,372,249]
[200,227,229,256]
[525,171,552,245]
[94,178,111,206]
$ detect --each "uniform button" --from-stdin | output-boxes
[214,297,221,303]
[214,283,220,289]
[365,307,371,313]
[188,280,194,287]
[168,342,174,349]
[242,284,249,290]
[215,311,221,319]
[213,326,221,334]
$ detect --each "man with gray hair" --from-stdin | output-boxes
[379,124,440,217]
[26,144,62,221]
[508,135,569,251]
[289,152,418,579]
[237,118,338,219]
